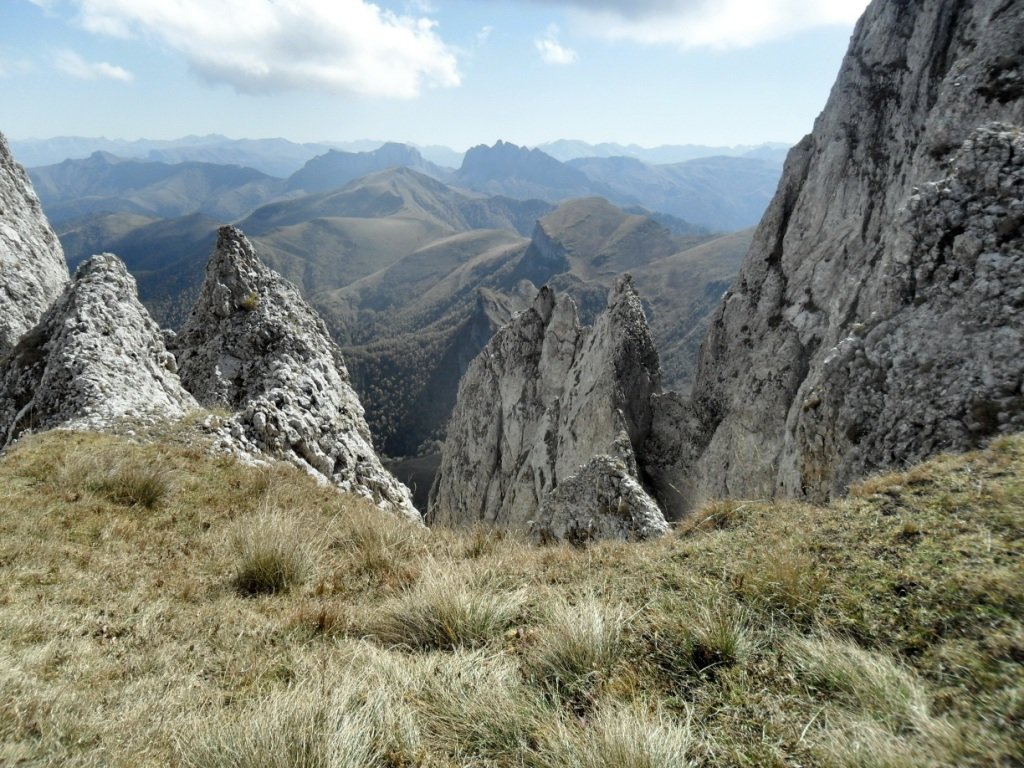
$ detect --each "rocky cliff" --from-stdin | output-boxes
[0,254,196,446]
[663,0,1024,510]
[0,131,69,354]
[172,226,419,521]
[428,277,667,541]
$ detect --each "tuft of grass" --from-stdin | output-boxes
[734,542,825,622]
[682,601,754,673]
[412,648,551,762]
[178,686,381,768]
[368,572,526,651]
[534,701,694,768]
[330,505,427,590]
[90,460,174,509]
[230,511,321,596]
[525,596,627,701]
[52,447,174,508]
[787,634,941,733]
[678,499,750,535]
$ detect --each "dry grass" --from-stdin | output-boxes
[524,595,628,704]
[0,428,1021,767]
[368,570,527,650]
[229,510,322,595]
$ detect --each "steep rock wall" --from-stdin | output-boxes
[667,0,1024,508]
[0,131,69,354]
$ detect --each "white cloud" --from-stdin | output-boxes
[62,0,460,98]
[54,48,133,81]
[535,25,578,65]
[526,0,869,49]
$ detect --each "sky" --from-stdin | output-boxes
[0,0,870,151]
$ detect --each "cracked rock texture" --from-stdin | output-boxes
[0,130,68,355]
[0,254,196,446]
[660,0,1024,510]
[172,226,419,521]
[530,455,668,544]
[428,276,667,541]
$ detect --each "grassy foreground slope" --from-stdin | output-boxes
[0,428,1021,767]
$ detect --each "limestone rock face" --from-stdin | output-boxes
[0,131,69,354]
[428,276,667,541]
[172,226,418,521]
[0,254,196,446]
[663,0,1024,510]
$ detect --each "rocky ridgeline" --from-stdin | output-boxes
[0,254,196,446]
[171,226,419,522]
[429,278,668,542]
[0,134,416,519]
[662,0,1024,510]
[0,132,68,355]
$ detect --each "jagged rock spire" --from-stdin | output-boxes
[0,254,196,446]
[173,226,419,521]
[429,275,667,542]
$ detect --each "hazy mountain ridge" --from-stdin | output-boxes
[29,151,287,224]
[29,137,777,235]
[568,154,783,231]
[537,138,791,163]
[321,196,746,457]
[286,143,451,194]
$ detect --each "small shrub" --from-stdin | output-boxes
[239,291,261,311]
[369,572,526,651]
[230,511,320,596]
[525,597,626,701]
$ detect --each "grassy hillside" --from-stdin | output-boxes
[1,427,1020,767]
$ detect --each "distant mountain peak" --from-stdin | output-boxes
[286,142,445,194]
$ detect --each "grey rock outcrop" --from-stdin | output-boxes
[0,254,196,445]
[0,131,69,354]
[658,0,1024,510]
[531,455,669,544]
[172,226,419,521]
[428,276,667,541]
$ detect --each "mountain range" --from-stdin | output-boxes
[30,139,780,233]
[48,161,748,462]
[31,139,767,464]
[10,134,791,175]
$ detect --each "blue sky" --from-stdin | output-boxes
[0,0,869,150]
